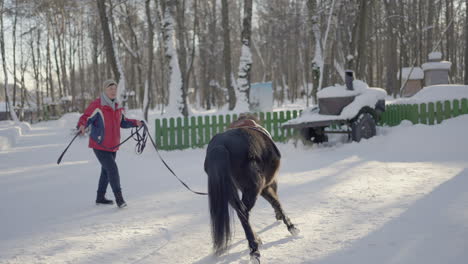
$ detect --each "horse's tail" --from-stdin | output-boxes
[206,145,245,255]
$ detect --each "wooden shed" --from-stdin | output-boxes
[398,67,424,97]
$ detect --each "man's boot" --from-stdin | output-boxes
[114,191,127,208]
[96,192,114,205]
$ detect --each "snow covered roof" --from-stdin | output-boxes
[60,96,73,102]
[390,85,468,105]
[317,80,370,98]
[422,61,452,71]
[397,67,424,80]
[428,52,442,60]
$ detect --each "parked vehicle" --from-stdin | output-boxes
[282,76,386,144]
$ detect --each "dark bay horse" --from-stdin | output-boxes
[204,116,299,263]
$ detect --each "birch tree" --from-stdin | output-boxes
[236,0,253,111]
[160,0,185,115]
[0,0,19,122]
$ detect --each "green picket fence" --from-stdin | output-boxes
[380,98,468,126]
[154,98,468,151]
[154,110,300,150]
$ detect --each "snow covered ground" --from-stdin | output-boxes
[1,112,468,264]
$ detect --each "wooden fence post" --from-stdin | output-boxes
[272,112,279,141]
[428,103,435,125]
[169,118,176,150]
[420,103,427,124]
[155,119,162,147]
[218,115,225,132]
[411,104,419,124]
[436,102,443,124]
[461,98,468,114]
[197,116,204,147]
[183,117,189,149]
[266,112,272,134]
[190,116,197,148]
[444,100,452,121]
[204,116,211,145]
[176,117,183,149]
[211,115,218,138]
[226,114,232,129]
[162,118,168,149]
[452,99,460,117]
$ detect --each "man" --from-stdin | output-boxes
[77,79,142,208]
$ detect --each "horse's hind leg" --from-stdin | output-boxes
[261,184,300,236]
[236,190,262,262]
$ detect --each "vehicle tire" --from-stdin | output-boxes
[351,113,376,142]
[298,127,328,145]
[312,127,328,143]
[299,128,314,145]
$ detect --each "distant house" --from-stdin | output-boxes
[398,67,424,97]
[249,82,273,112]
[421,52,452,86]
[399,52,452,97]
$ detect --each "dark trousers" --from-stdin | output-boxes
[93,149,121,194]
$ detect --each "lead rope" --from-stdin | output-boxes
[124,123,208,196]
[58,123,207,196]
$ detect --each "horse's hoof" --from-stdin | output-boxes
[257,236,263,245]
[250,252,261,264]
[289,226,300,236]
[275,213,282,221]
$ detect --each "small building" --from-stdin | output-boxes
[249,82,273,112]
[421,52,452,86]
[398,67,424,97]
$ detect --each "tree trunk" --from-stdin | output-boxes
[308,0,321,104]
[12,0,17,108]
[384,0,398,97]
[52,32,63,100]
[221,0,236,110]
[144,0,154,121]
[46,26,55,105]
[92,20,100,99]
[0,0,19,122]
[237,0,253,110]
[97,0,120,81]
[31,30,41,120]
[427,0,435,52]
[465,0,468,84]
[355,0,369,79]
[175,0,188,116]
[160,0,184,115]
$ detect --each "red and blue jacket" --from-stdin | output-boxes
[77,98,138,152]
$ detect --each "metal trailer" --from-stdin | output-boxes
[282,71,386,144]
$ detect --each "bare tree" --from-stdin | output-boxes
[0,0,19,122]
[465,0,468,84]
[144,0,154,121]
[384,0,398,97]
[12,0,17,107]
[97,0,120,81]
[221,0,236,110]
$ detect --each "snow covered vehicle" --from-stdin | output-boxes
[282,78,387,144]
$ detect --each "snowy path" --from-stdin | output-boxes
[1,114,468,264]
